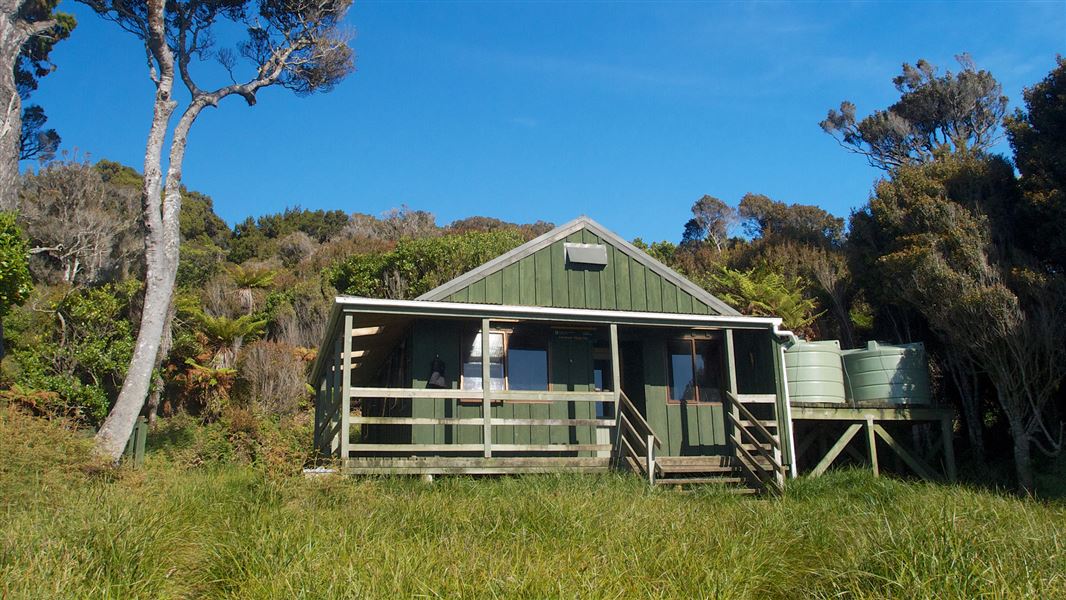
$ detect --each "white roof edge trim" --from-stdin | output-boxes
[336,295,774,327]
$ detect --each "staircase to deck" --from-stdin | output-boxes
[613,390,784,494]
[614,391,762,493]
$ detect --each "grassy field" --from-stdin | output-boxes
[1,409,1064,599]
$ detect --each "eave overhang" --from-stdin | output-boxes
[309,296,795,384]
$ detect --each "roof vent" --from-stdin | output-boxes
[564,243,608,267]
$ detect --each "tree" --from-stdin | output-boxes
[682,195,734,252]
[821,54,1007,171]
[868,153,1065,493]
[18,159,141,284]
[18,104,58,161]
[737,193,844,246]
[1005,57,1066,271]
[0,210,31,358]
[83,0,355,461]
[0,0,75,207]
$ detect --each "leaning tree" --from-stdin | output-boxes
[83,0,355,461]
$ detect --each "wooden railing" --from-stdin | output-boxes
[614,390,662,484]
[724,390,784,493]
[324,387,617,458]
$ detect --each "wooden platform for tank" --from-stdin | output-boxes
[790,402,955,483]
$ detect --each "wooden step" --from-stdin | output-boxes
[658,464,738,474]
[656,456,734,467]
[655,477,745,485]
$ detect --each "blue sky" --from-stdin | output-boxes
[28,1,1066,242]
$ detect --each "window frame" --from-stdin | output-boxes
[458,326,552,403]
[665,333,726,405]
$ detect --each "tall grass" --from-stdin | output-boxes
[1,409,1063,599]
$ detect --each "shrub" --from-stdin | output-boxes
[233,340,311,416]
[150,409,313,475]
[1,282,138,425]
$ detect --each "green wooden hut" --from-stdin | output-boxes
[311,217,798,492]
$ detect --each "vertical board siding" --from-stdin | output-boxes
[677,290,693,313]
[534,248,552,307]
[519,256,536,306]
[486,271,504,305]
[434,226,722,315]
[629,258,648,311]
[662,281,679,313]
[550,242,568,308]
[501,263,520,305]
[645,272,663,312]
[565,232,585,309]
[614,247,632,310]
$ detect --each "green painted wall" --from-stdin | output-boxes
[443,229,718,315]
[400,319,597,453]
[639,335,728,457]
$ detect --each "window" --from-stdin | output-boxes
[507,328,549,391]
[461,326,549,392]
[667,336,724,403]
[462,331,505,391]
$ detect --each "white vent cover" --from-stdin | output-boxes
[564,243,608,266]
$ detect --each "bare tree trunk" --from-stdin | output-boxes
[0,12,25,210]
[1009,415,1034,495]
[0,2,58,209]
[145,298,175,427]
[93,0,177,461]
[946,352,985,463]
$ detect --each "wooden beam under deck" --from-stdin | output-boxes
[795,402,957,483]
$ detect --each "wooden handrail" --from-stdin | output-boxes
[725,410,783,473]
[614,390,663,484]
[619,391,661,449]
[617,411,648,453]
[347,387,615,402]
[726,391,780,448]
[724,389,784,493]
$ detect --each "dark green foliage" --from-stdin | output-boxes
[252,207,348,242]
[176,238,226,288]
[230,207,347,263]
[15,2,76,163]
[2,282,138,424]
[330,229,525,299]
[180,190,231,247]
[738,192,844,247]
[18,105,60,162]
[0,213,32,318]
[632,238,678,265]
[94,159,142,188]
[1005,56,1066,271]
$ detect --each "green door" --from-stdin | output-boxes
[550,330,595,452]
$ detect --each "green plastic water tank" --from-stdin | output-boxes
[842,341,931,405]
[785,340,846,404]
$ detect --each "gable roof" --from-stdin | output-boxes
[416,216,740,316]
